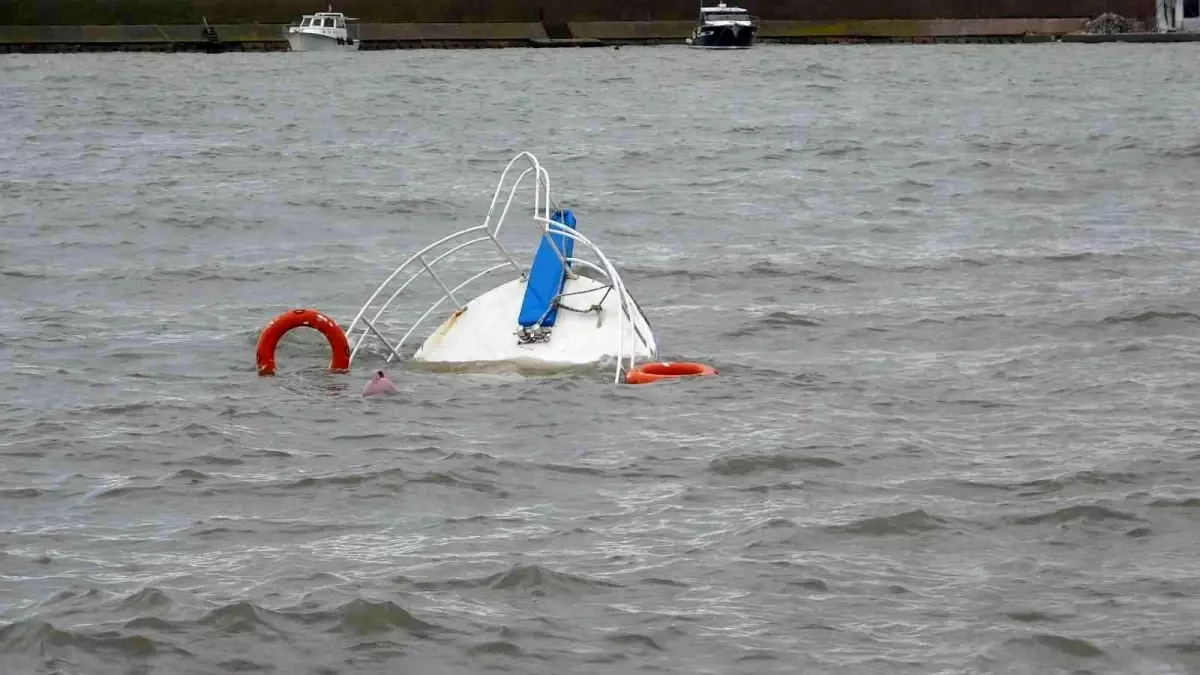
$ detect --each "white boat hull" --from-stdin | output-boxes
[286,32,358,52]
[345,152,658,383]
[413,276,656,367]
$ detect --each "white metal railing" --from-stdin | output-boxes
[343,152,649,383]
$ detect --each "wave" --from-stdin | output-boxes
[762,147,800,161]
[936,398,1017,410]
[1013,470,1141,495]
[185,517,385,539]
[620,260,852,284]
[179,454,245,467]
[1161,142,1200,159]
[743,260,791,277]
[1149,497,1200,508]
[0,618,166,658]
[4,419,75,438]
[531,462,606,477]
[409,470,507,495]
[724,311,823,338]
[605,632,662,651]
[1009,504,1140,525]
[1005,610,1057,623]
[95,484,162,500]
[1,269,46,279]
[482,564,620,595]
[117,587,174,612]
[1102,310,1200,325]
[641,577,688,588]
[709,453,843,476]
[735,481,808,494]
[621,265,719,280]
[70,401,195,417]
[0,487,45,498]
[1042,251,1123,263]
[1007,633,1106,658]
[176,602,267,634]
[789,579,829,591]
[280,467,407,491]
[442,513,527,525]
[467,639,525,656]
[763,311,822,328]
[107,596,443,641]
[1167,640,1200,656]
[737,650,783,661]
[801,62,844,79]
[741,518,798,534]
[826,509,948,535]
[174,421,228,439]
[326,599,442,637]
[813,140,866,158]
[329,432,391,441]
[403,564,619,597]
[123,616,181,632]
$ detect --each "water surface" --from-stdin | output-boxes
[2,45,1200,674]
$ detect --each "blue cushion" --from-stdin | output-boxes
[517,210,577,328]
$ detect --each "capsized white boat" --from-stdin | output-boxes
[343,152,658,383]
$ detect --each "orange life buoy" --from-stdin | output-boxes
[625,361,718,385]
[255,308,350,376]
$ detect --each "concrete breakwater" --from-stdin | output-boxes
[0,24,286,52]
[0,0,1157,25]
[3,18,1182,52]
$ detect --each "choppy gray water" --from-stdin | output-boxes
[3,44,1200,674]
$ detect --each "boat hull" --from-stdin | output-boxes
[688,25,757,48]
[413,277,657,367]
[286,32,358,52]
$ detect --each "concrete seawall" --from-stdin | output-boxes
[3,18,1193,53]
[0,0,1158,25]
[0,24,290,52]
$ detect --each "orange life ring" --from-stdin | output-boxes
[255,308,350,376]
[625,361,718,385]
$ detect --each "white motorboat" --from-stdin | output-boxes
[286,7,359,52]
[685,2,758,49]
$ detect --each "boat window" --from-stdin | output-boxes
[336,18,345,28]
[706,12,748,20]
[301,18,311,26]
[325,18,336,27]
